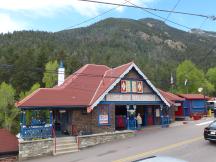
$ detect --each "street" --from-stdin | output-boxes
[26,118,215,162]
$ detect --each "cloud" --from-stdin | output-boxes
[0,0,157,17]
[0,13,25,33]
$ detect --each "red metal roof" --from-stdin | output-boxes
[16,62,132,108]
[17,62,171,110]
[0,129,18,153]
[158,89,184,106]
[178,94,209,100]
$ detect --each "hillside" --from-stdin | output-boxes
[0,17,216,93]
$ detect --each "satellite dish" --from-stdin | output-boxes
[198,87,203,92]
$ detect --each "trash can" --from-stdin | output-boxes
[208,109,212,117]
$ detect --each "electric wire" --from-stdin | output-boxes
[65,0,130,30]
[78,0,216,20]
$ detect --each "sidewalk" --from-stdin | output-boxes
[135,116,215,135]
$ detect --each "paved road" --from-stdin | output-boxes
[26,118,215,162]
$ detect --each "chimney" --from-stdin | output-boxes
[58,60,65,86]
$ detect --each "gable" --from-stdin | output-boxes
[110,68,153,94]
[88,62,170,112]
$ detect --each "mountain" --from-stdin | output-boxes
[0,18,216,93]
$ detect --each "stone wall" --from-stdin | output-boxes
[78,130,134,149]
[19,139,53,160]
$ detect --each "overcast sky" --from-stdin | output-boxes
[0,0,216,33]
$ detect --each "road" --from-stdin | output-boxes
[26,118,215,162]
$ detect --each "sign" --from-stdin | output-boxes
[131,81,137,93]
[98,105,109,125]
[137,81,143,93]
[99,115,109,124]
[121,80,131,93]
[121,80,127,93]
[174,103,181,106]
[156,109,160,117]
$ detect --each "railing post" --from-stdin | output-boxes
[49,110,53,138]
[23,111,26,126]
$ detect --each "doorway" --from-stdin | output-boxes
[115,105,127,130]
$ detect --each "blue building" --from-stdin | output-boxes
[178,94,208,117]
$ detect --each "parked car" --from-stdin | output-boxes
[204,120,216,142]
[132,156,187,162]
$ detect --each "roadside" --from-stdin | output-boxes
[24,117,213,162]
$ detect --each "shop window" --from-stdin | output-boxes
[98,105,110,126]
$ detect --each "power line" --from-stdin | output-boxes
[65,0,130,30]
[78,0,216,20]
[164,0,181,23]
[124,0,191,30]
[0,63,164,82]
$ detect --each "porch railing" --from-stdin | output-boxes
[21,125,52,140]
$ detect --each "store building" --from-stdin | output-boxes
[16,62,171,138]
[158,89,185,120]
[178,94,209,117]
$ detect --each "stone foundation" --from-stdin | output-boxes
[78,130,134,149]
[19,139,53,160]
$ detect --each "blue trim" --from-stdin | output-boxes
[99,101,163,105]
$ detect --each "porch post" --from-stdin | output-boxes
[23,111,26,126]
[133,105,137,129]
[49,110,53,126]
[126,105,130,129]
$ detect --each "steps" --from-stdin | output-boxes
[53,136,79,156]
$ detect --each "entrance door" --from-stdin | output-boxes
[60,111,67,133]
[147,107,153,125]
[53,110,71,136]
[115,105,127,130]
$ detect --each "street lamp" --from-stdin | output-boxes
[198,87,206,117]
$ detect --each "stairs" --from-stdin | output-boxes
[53,136,79,156]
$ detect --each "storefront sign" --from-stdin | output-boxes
[99,115,109,124]
[98,105,110,125]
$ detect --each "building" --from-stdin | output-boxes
[178,94,209,117]
[16,62,171,138]
[158,89,185,120]
[0,129,18,161]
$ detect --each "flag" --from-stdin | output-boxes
[184,79,188,86]
[170,73,174,85]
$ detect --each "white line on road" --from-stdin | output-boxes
[196,120,213,126]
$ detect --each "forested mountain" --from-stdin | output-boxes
[1,17,216,94]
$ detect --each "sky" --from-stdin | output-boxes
[0,0,216,34]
